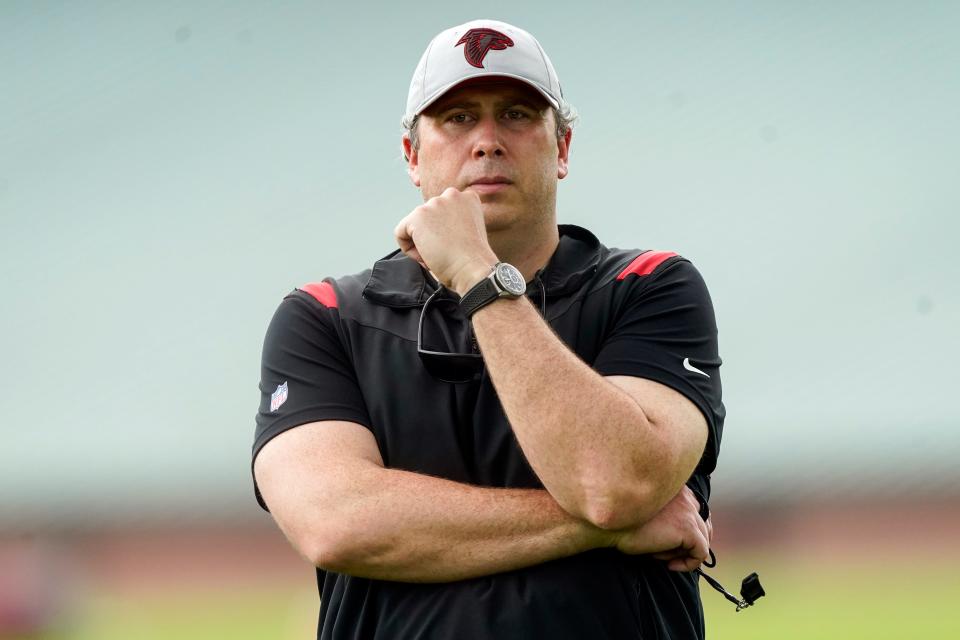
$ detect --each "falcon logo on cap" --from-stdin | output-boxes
[456,28,514,69]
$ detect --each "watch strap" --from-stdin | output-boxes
[459,275,500,318]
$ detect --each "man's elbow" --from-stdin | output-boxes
[303,534,338,570]
[582,436,706,530]
[580,482,662,531]
[260,496,359,571]
[300,522,366,572]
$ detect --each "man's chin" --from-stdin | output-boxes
[478,203,519,232]
[476,194,507,209]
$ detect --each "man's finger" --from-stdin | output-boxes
[651,548,684,561]
[695,514,710,555]
[405,247,424,267]
[668,555,703,572]
[691,526,709,564]
[394,214,415,243]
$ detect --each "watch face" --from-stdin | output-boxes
[496,263,527,296]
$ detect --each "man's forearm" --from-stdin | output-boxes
[258,423,708,585]
[311,462,611,583]
[398,188,701,530]
[469,294,670,528]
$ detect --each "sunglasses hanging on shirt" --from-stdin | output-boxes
[418,280,547,383]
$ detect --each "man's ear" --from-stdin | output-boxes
[402,134,421,187]
[557,127,572,180]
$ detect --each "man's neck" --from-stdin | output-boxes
[427,222,560,289]
[487,223,560,284]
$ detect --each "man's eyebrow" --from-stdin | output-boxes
[433,101,481,112]
[432,96,547,113]
[499,97,546,110]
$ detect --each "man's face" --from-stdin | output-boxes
[403,77,571,233]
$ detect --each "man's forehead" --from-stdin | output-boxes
[427,77,550,112]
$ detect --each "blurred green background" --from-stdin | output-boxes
[2,1,958,638]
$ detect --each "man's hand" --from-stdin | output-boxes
[394,187,499,294]
[608,485,712,572]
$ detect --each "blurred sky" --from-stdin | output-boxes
[1,1,958,526]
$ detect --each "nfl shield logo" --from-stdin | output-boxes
[270,381,288,412]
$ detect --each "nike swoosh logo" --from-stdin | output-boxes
[683,358,710,378]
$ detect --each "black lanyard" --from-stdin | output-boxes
[696,549,766,612]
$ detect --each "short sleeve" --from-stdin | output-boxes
[592,258,725,477]
[251,288,373,511]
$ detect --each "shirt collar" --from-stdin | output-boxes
[362,224,603,308]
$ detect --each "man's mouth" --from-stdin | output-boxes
[467,177,513,194]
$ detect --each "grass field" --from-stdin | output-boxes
[20,554,958,639]
[701,555,960,639]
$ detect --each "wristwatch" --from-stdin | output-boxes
[459,262,526,318]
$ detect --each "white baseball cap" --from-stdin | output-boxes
[403,19,565,125]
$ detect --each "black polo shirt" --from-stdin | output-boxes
[253,224,725,639]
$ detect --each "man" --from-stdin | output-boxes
[252,19,724,639]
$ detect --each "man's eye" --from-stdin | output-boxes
[449,113,470,123]
[505,110,528,120]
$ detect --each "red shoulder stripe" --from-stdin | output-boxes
[616,251,679,280]
[300,282,338,308]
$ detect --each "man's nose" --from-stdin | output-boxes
[471,117,505,158]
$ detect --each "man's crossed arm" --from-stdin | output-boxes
[254,419,710,583]
[468,292,709,531]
